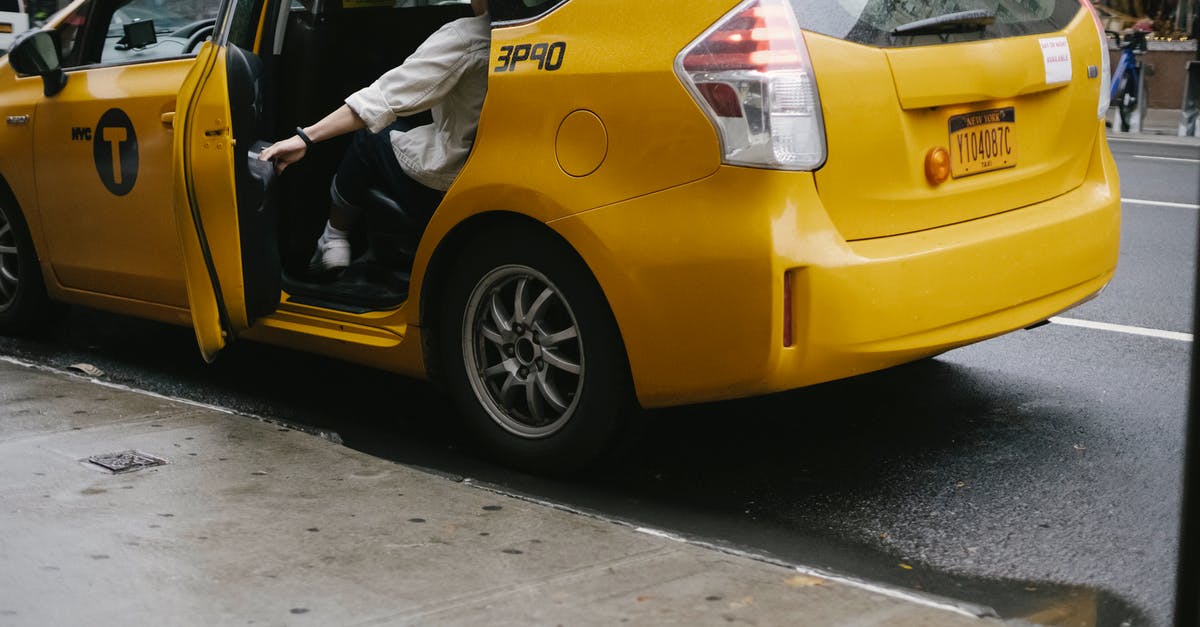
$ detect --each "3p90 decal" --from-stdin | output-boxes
[494,42,567,73]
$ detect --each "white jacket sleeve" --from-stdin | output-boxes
[345,20,477,133]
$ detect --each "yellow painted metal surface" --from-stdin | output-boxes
[408,0,730,325]
[242,305,427,380]
[425,1,725,215]
[0,26,193,310]
[0,59,47,252]
[172,42,240,361]
[808,10,1103,240]
[554,109,607,177]
[30,59,192,307]
[550,124,1118,407]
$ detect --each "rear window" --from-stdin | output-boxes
[793,0,1083,48]
[491,0,565,24]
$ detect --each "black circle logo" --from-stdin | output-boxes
[93,108,139,196]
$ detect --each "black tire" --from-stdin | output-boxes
[0,195,56,335]
[438,227,633,474]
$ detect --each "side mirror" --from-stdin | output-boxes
[8,30,67,97]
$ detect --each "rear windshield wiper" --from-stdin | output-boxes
[892,9,996,36]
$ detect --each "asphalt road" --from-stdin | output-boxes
[0,135,1195,626]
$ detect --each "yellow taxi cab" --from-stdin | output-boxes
[0,0,1119,471]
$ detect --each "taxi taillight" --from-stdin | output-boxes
[675,0,826,171]
[1079,0,1111,119]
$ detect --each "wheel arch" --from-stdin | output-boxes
[0,167,63,333]
[0,171,46,267]
[418,210,634,396]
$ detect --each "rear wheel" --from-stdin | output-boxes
[0,198,55,335]
[439,228,633,473]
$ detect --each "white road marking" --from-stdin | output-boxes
[1133,154,1200,164]
[1050,317,1193,342]
[1121,198,1200,209]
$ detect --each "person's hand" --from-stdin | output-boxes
[259,135,308,173]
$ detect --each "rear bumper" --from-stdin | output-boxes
[551,128,1120,408]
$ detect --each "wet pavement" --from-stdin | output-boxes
[0,357,1011,626]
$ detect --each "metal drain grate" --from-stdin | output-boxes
[85,450,168,474]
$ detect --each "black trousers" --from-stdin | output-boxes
[330,119,445,240]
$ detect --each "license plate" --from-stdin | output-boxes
[948,107,1016,178]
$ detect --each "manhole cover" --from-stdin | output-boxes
[85,450,168,474]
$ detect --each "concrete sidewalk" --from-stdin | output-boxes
[0,357,1005,626]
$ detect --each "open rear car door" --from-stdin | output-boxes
[173,0,279,362]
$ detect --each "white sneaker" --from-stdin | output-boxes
[308,235,351,274]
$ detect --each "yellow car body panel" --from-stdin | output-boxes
[173,41,236,361]
[33,59,192,306]
[0,12,195,325]
[437,0,726,216]
[552,128,1119,406]
[408,1,733,319]
[241,305,427,379]
[0,59,45,253]
[808,11,1104,241]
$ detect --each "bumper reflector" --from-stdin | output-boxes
[925,146,951,186]
[783,269,794,347]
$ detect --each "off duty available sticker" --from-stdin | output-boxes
[1040,37,1072,85]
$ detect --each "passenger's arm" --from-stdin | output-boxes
[346,21,481,131]
[259,105,366,173]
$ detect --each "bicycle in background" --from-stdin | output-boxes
[1108,28,1150,133]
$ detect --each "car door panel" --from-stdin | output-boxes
[33,59,192,307]
[174,36,279,362]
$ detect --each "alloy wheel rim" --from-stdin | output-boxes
[0,206,19,313]
[462,265,584,439]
